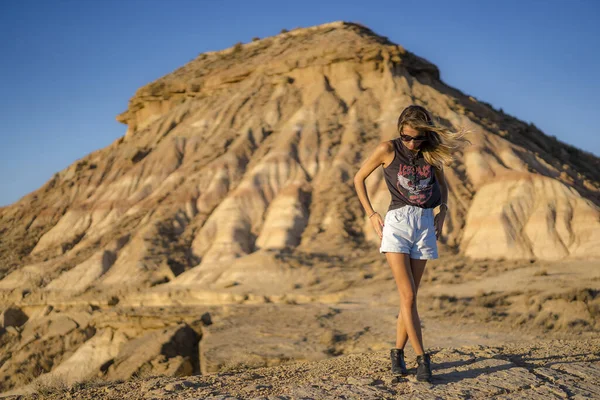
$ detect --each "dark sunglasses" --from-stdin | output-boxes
[400,133,428,142]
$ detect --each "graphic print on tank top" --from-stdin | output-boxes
[396,162,434,206]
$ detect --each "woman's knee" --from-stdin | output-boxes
[399,291,417,308]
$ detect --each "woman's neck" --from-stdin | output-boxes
[401,141,421,155]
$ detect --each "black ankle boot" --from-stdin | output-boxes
[390,348,408,375]
[416,353,432,382]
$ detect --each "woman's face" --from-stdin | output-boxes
[400,125,427,151]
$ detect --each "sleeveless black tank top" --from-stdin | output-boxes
[383,138,441,211]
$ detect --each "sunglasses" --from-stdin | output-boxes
[400,133,428,142]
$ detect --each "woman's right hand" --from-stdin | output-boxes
[370,212,385,240]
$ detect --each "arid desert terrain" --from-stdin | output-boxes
[0,21,598,399]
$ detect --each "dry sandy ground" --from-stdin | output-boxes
[9,338,600,399]
[2,254,598,399]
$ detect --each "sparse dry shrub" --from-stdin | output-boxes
[31,374,68,397]
[232,42,243,53]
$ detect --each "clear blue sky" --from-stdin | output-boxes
[1,0,599,207]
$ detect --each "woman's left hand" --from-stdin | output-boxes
[434,210,446,240]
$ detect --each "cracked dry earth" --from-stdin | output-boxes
[12,338,599,399]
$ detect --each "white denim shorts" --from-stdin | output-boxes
[379,205,439,259]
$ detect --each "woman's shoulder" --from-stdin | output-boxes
[374,139,396,155]
[374,140,397,170]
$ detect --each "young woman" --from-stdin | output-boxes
[353,105,470,382]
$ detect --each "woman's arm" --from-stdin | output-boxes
[353,141,393,239]
[433,166,448,239]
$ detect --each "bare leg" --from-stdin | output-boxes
[385,252,427,355]
[395,258,427,349]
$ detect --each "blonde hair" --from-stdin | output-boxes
[397,105,471,170]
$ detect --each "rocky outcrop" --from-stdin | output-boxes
[0,306,205,394]
[462,172,600,260]
[104,323,200,381]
